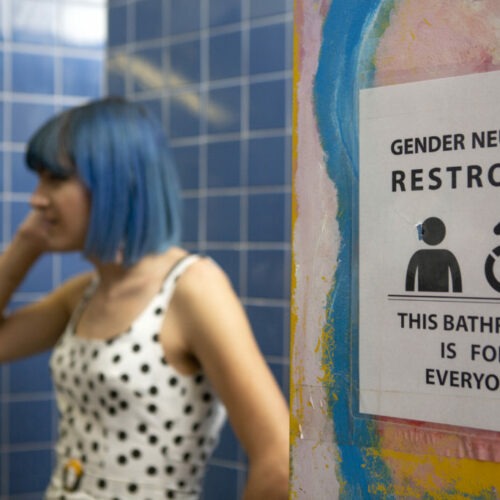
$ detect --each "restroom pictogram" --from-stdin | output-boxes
[405,217,462,292]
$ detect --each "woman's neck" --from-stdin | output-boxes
[89,247,186,299]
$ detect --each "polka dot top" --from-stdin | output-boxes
[46,255,227,500]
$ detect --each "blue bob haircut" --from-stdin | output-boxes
[25,97,182,265]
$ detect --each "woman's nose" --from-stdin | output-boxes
[30,185,50,209]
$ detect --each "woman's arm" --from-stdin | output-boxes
[0,212,91,362]
[171,258,289,499]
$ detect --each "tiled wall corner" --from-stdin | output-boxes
[107,0,292,498]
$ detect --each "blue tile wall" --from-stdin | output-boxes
[107,1,292,498]
[0,1,106,498]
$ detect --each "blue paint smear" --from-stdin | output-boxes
[314,1,396,497]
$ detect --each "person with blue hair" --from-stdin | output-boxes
[0,97,289,499]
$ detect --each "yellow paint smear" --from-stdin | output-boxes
[381,448,500,498]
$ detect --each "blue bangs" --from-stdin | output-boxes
[26,98,182,265]
[25,111,75,179]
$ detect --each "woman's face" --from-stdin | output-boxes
[30,170,91,252]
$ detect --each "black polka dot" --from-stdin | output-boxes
[184,404,193,415]
[169,377,178,387]
[155,307,163,315]
[131,449,142,459]
[190,465,198,476]
[192,422,200,432]
[118,455,128,465]
[120,400,129,410]
[147,404,157,414]
[164,420,174,430]
[98,373,106,383]
[112,354,121,363]
[178,480,186,489]
[132,344,141,353]
[202,392,212,402]
[198,437,205,447]
[149,435,158,445]
[92,442,99,452]
[149,386,158,396]
[146,466,157,476]
[152,333,159,342]
[109,390,118,399]
[174,436,183,445]
[138,423,148,434]
[183,452,191,462]
[195,374,204,384]
[166,491,176,499]
[165,465,175,475]
[97,478,107,489]
[117,430,127,441]
[141,364,150,373]
[128,483,138,493]
[120,374,129,383]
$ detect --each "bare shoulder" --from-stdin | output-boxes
[174,256,235,309]
[52,272,95,313]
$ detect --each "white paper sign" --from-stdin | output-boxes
[359,71,500,431]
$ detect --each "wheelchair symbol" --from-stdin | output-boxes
[485,222,500,292]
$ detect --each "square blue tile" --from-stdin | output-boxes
[12,52,55,95]
[108,3,128,46]
[0,201,4,239]
[269,360,289,396]
[246,305,285,356]
[62,57,102,97]
[11,102,55,143]
[132,46,164,92]
[207,195,240,242]
[0,102,4,142]
[11,152,37,193]
[249,23,286,75]
[8,351,53,394]
[247,249,285,299]
[248,192,285,242]
[168,0,200,35]
[202,464,239,500]
[212,421,239,461]
[134,0,163,42]
[250,0,290,18]
[207,86,240,134]
[209,32,241,81]
[8,448,53,495]
[169,92,200,138]
[169,40,201,87]
[248,136,286,186]
[0,50,4,91]
[181,196,199,243]
[12,0,56,45]
[207,141,240,188]
[105,55,127,96]
[209,0,241,27]
[206,249,240,292]
[9,400,54,444]
[249,79,286,130]
[173,146,199,190]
